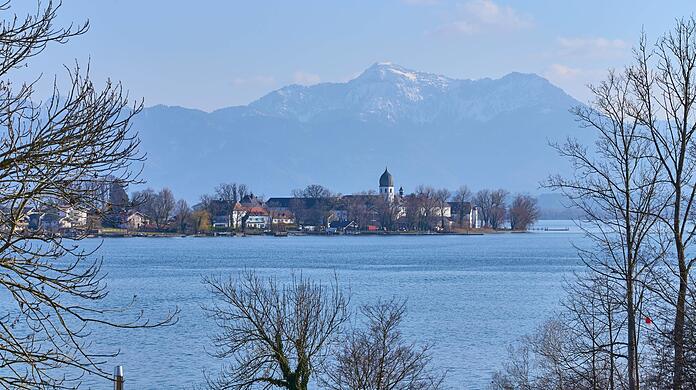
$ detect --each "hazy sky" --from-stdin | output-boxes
[17,1,695,111]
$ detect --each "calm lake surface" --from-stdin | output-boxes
[71,221,586,389]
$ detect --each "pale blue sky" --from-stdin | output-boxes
[18,1,695,111]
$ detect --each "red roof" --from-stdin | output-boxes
[248,206,269,215]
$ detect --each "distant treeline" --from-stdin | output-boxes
[100,181,545,234]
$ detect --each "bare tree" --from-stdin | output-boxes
[293,184,333,199]
[453,186,472,227]
[630,18,696,389]
[150,187,176,230]
[321,299,444,390]
[200,193,223,217]
[0,1,176,387]
[490,190,508,229]
[102,179,129,227]
[509,194,539,231]
[291,185,337,228]
[131,187,155,217]
[474,189,508,229]
[174,199,192,233]
[400,187,442,232]
[644,290,696,388]
[374,194,402,231]
[343,191,378,230]
[402,194,420,231]
[213,182,251,230]
[216,182,239,203]
[546,68,663,389]
[237,183,250,200]
[473,190,492,228]
[203,271,349,390]
[434,189,451,232]
[492,274,625,390]
[411,186,438,231]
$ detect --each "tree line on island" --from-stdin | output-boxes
[98,181,540,235]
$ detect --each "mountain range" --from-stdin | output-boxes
[133,62,589,203]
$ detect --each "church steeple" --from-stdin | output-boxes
[379,167,395,201]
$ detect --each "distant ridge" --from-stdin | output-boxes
[249,63,577,123]
[134,63,589,201]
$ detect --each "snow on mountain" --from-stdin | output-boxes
[249,63,577,123]
[135,63,587,201]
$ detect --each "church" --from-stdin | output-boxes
[375,167,479,230]
[378,167,403,202]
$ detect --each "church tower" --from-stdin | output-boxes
[379,167,395,202]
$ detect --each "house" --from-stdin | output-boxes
[28,211,58,231]
[212,215,230,228]
[15,213,29,231]
[448,201,480,228]
[125,211,150,230]
[240,194,263,208]
[28,206,88,231]
[266,197,328,226]
[271,210,295,225]
[202,200,248,230]
[245,207,270,230]
[231,202,247,229]
[60,206,88,229]
[431,205,452,218]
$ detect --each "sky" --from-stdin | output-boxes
[15,1,696,111]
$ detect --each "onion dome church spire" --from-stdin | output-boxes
[379,167,395,201]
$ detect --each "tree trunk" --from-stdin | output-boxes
[673,208,686,390]
[441,207,446,232]
[627,274,638,390]
[458,202,464,226]
[608,296,615,390]
[673,256,687,390]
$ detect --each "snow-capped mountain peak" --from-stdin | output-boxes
[354,62,452,88]
[248,63,576,123]
[357,62,420,81]
[136,64,585,201]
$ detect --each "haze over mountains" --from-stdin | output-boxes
[134,63,589,202]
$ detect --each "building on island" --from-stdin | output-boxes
[245,206,271,229]
[270,210,295,225]
[448,201,480,229]
[192,167,481,233]
[379,167,395,202]
[27,206,88,232]
[212,215,231,229]
[126,211,150,230]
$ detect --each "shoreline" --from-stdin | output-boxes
[83,229,551,238]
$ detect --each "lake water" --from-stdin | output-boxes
[66,221,586,389]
